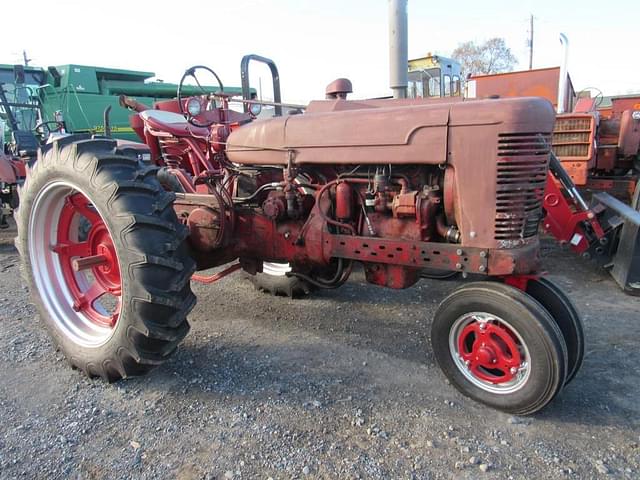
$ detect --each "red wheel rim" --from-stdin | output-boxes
[457,320,522,384]
[449,313,530,394]
[52,192,121,328]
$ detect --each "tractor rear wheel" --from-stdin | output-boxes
[525,277,584,385]
[431,282,568,415]
[16,136,196,381]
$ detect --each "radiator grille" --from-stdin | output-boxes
[552,116,594,159]
[554,117,591,131]
[495,133,551,242]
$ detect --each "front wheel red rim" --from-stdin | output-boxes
[449,312,531,394]
[28,182,122,347]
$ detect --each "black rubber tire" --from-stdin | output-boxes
[632,178,640,211]
[420,268,460,280]
[246,263,312,298]
[525,277,584,385]
[16,135,196,381]
[431,281,568,415]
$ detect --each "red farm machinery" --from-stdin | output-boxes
[468,68,640,295]
[15,50,585,415]
[406,40,640,295]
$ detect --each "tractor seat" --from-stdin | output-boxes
[12,130,39,158]
[140,110,210,138]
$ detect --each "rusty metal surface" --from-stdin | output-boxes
[126,85,556,288]
[595,146,617,171]
[325,78,353,99]
[610,95,640,119]
[552,113,597,185]
[470,67,575,110]
[324,234,488,273]
[618,110,640,157]
[0,154,18,184]
[225,96,556,252]
[586,177,637,203]
[226,97,554,167]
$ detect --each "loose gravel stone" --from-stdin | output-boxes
[0,229,638,479]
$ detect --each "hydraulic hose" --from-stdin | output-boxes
[286,258,354,289]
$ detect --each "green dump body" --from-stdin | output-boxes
[1,63,248,142]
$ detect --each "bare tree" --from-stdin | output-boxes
[452,38,518,79]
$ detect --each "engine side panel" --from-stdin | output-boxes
[226,97,554,168]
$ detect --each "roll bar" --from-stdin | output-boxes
[240,54,282,117]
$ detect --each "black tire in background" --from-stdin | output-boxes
[420,268,460,280]
[246,262,312,298]
[16,136,196,381]
[525,277,584,385]
[431,282,568,415]
[632,178,640,211]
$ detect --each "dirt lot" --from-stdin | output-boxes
[0,219,639,479]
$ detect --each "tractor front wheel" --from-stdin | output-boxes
[431,282,568,415]
[16,136,196,380]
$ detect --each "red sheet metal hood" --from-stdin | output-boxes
[226,97,555,166]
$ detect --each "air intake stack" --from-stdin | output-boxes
[389,0,408,99]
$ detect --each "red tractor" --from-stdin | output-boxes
[16,56,584,415]
[467,65,640,294]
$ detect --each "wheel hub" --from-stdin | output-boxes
[88,225,120,290]
[51,191,122,330]
[449,312,530,394]
[475,345,497,365]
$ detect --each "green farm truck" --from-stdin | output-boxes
[0,62,249,226]
[0,63,246,143]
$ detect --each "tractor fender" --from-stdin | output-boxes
[0,154,17,184]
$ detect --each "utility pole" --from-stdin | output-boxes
[528,14,534,70]
[22,50,31,66]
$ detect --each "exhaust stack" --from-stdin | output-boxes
[557,33,569,113]
[389,0,408,99]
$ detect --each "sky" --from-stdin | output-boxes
[2,0,638,104]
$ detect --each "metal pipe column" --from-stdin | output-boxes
[389,0,408,99]
[557,33,569,114]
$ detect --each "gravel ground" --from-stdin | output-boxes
[0,219,639,479]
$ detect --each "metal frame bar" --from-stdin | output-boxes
[240,54,282,116]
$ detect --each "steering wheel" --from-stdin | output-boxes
[177,65,224,128]
[578,87,604,108]
[34,120,64,136]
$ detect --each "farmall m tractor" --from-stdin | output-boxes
[16,56,584,415]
